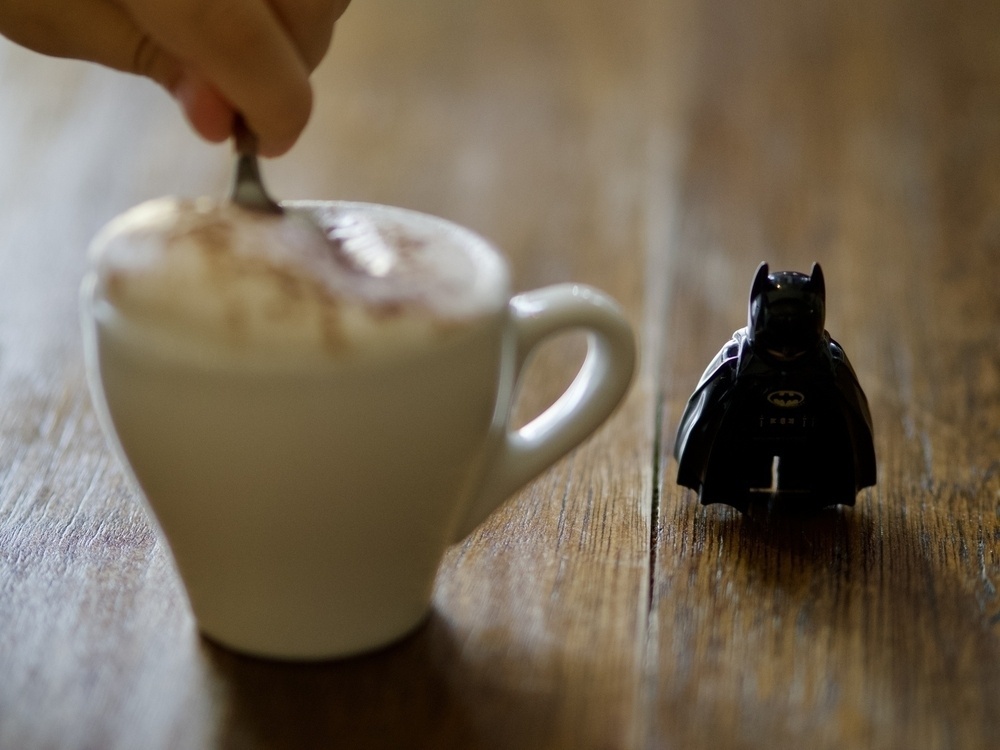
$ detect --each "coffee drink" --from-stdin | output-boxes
[87,197,509,365]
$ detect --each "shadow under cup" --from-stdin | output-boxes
[81,200,636,660]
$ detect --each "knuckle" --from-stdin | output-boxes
[131,34,156,76]
[269,0,337,69]
[133,0,271,57]
[130,34,180,90]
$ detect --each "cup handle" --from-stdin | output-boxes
[453,284,636,541]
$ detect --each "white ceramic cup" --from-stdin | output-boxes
[81,200,635,660]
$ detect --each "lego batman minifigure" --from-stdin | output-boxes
[674,262,876,513]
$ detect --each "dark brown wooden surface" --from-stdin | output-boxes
[0,0,998,748]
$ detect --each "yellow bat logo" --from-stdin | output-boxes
[767,390,805,408]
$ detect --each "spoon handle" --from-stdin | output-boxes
[230,115,284,215]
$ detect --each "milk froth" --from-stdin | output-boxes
[85,198,509,365]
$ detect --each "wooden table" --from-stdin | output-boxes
[1,0,998,747]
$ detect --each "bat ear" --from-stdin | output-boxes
[748,261,769,328]
[750,262,770,301]
[808,262,826,301]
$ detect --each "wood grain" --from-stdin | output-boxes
[653,1,1000,748]
[0,0,667,748]
[1,0,998,748]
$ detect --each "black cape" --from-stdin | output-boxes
[674,328,876,512]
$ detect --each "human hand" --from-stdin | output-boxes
[0,0,353,156]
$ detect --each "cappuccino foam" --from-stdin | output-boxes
[85,198,509,364]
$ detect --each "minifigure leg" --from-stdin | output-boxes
[699,445,773,510]
[776,448,857,507]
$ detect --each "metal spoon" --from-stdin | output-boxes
[229,115,284,215]
[226,117,394,276]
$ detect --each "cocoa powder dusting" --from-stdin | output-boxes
[172,220,233,255]
[224,304,248,338]
[320,306,348,354]
[371,300,405,320]
[105,271,127,302]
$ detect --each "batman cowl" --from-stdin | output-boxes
[674,262,876,513]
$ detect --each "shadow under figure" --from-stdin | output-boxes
[674,262,876,514]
